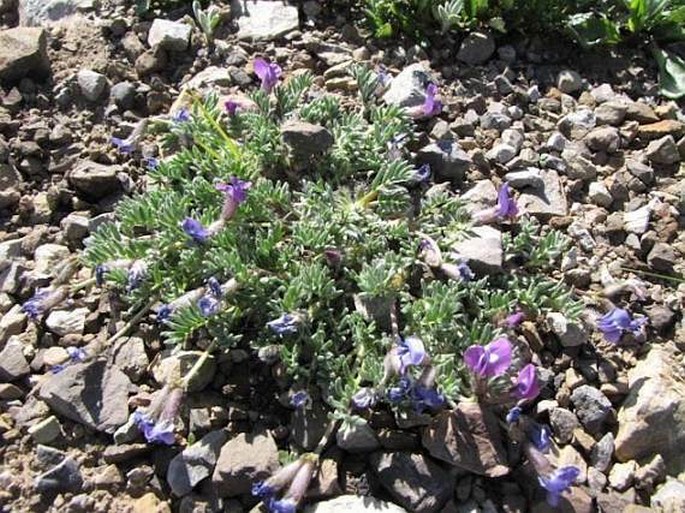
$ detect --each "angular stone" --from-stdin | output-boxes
[212,432,278,497]
[518,170,568,218]
[168,429,228,497]
[614,343,685,474]
[305,495,408,513]
[647,242,676,272]
[452,226,502,275]
[626,160,654,184]
[624,102,658,124]
[28,416,62,444]
[383,63,434,110]
[147,19,191,52]
[370,452,451,513]
[623,205,651,235]
[557,70,582,94]
[0,27,49,84]
[546,312,587,347]
[38,359,131,433]
[609,461,635,492]
[651,478,685,512]
[570,385,612,435]
[281,121,334,161]
[0,337,30,382]
[336,421,380,453]
[591,433,614,473]
[637,119,684,140]
[45,307,88,336]
[0,305,27,345]
[291,401,328,452]
[422,404,509,477]
[457,31,495,65]
[111,336,148,383]
[595,101,626,126]
[35,457,82,496]
[646,135,680,164]
[585,127,621,153]
[34,243,70,274]
[505,168,544,189]
[232,0,299,41]
[67,160,123,201]
[550,407,579,444]
[152,350,216,392]
[19,0,95,26]
[77,69,106,102]
[588,181,612,207]
[416,140,471,182]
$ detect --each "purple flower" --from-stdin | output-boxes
[126,260,147,291]
[66,346,87,362]
[133,386,184,446]
[133,411,175,445]
[397,336,427,374]
[539,466,580,507]
[268,498,297,513]
[252,458,306,500]
[376,66,392,87]
[529,423,552,453]
[181,217,210,244]
[22,287,69,319]
[513,364,540,401]
[143,157,159,170]
[597,307,647,344]
[463,337,513,378]
[95,264,108,286]
[495,183,518,219]
[112,136,135,154]
[414,163,431,183]
[157,304,173,323]
[411,385,445,412]
[225,100,240,116]
[254,58,282,92]
[506,405,522,424]
[387,376,412,403]
[351,387,377,410]
[216,177,251,221]
[422,83,442,117]
[505,311,525,328]
[198,295,220,316]
[172,108,190,123]
[290,390,310,409]
[267,313,300,336]
[207,277,223,298]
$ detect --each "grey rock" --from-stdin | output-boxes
[232,0,299,41]
[111,336,148,382]
[382,63,433,110]
[184,66,232,91]
[564,151,597,180]
[35,457,82,496]
[67,160,123,201]
[416,140,471,182]
[281,121,334,161]
[102,443,151,463]
[626,160,654,184]
[645,305,676,334]
[370,452,452,513]
[0,261,26,294]
[647,243,676,272]
[585,126,621,153]
[591,433,614,473]
[501,129,523,153]
[19,0,94,26]
[151,350,216,392]
[652,478,685,512]
[505,168,543,189]
[546,132,568,152]
[460,180,496,207]
[558,109,596,139]
[291,401,328,451]
[45,307,88,336]
[486,143,516,164]
[28,416,62,444]
[570,385,612,434]
[38,359,131,433]
[588,181,612,207]
[646,135,680,165]
[590,83,615,103]
[60,212,89,246]
[595,101,626,126]
[212,432,279,497]
[77,69,106,102]
[452,226,502,275]
[34,243,70,274]
[457,31,495,65]
[305,495,408,513]
[518,169,568,218]
[623,205,651,235]
[0,337,30,382]
[135,49,166,77]
[0,305,27,345]
[110,81,136,110]
[609,461,635,492]
[550,407,580,444]
[336,422,380,453]
[625,101,659,123]
[546,312,587,347]
[147,19,191,52]
[480,111,511,131]
[557,69,582,94]
[168,429,228,497]
[0,27,50,85]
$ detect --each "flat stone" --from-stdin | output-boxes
[626,160,654,184]
[19,0,95,26]
[546,312,587,347]
[518,170,568,218]
[591,432,614,473]
[570,385,612,435]
[102,443,151,464]
[34,243,70,274]
[416,140,471,182]
[147,19,191,52]
[0,27,50,85]
[370,452,452,513]
[588,181,612,207]
[614,343,685,473]
[67,160,123,201]
[35,457,82,497]
[624,102,659,123]
[168,429,228,497]
[452,226,502,275]
[645,135,680,165]
[383,63,434,110]
[77,69,107,102]
[652,478,685,512]
[0,338,30,382]
[558,109,596,140]
[27,416,62,444]
[637,119,684,140]
[623,205,651,235]
[486,143,516,164]
[45,307,89,336]
[212,432,279,497]
[550,407,579,444]
[505,168,544,189]
[609,461,636,492]
[0,305,27,345]
[281,121,334,161]
[595,101,626,126]
[557,70,582,94]
[38,359,131,433]
[336,422,380,453]
[585,126,621,153]
[305,495,408,513]
[422,404,509,477]
[151,350,216,392]
[647,242,676,272]
[111,336,148,383]
[291,401,328,452]
[457,31,495,65]
[232,0,299,41]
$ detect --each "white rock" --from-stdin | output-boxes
[232,0,299,41]
[77,69,107,102]
[557,69,582,94]
[452,226,503,274]
[486,143,516,164]
[501,129,524,153]
[623,205,651,235]
[45,308,88,336]
[305,495,408,513]
[382,63,434,110]
[34,244,70,274]
[588,181,612,207]
[148,19,191,52]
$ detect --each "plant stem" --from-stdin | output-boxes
[182,340,217,389]
[70,277,96,294]
[106,297,158,346]
[196,101,240,157]
[314,418,341,456]
[620,266,684,284]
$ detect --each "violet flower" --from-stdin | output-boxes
[597,307,647,343]
[216,177,251,222]
[529,423,552,453]
[397,336,427,374]
[411,385,445,412]
[157,304,173,323]
[254,58,282,92]
[464,337,513,378]
[181,217,211,244]
[95,264,108,286]
[414,163,432,183]
[224,100,239,116]
[539,466,580,507]
[440,260,474,282]
[513,364,540,401]
[22,287,69,320]
[197,295,220,316]
[126,260,147,291]
[143,156,159,170]
[506,405,522,424]
[50,346,88,374]
[267,455,316,513]
[252,458,306,500]
[351,387,377,410]
[207,277,223,298]
[422,83,442,117]
[111,136,135,154]
[505,311,525,328]
[133,386,184,445]
[267,313,301,336]
[290,390,310,409]
[387,376,412,403]
[496,183,518,219]
[172,108,190,123]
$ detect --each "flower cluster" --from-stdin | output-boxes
[50,346,87,374]
[597,307,646,343]
[132,385,184,445]
[419,237,474,282]
[252,454,318,513]
[22,286,69,320]
[158,277,235,323]
[472,183,519,225]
